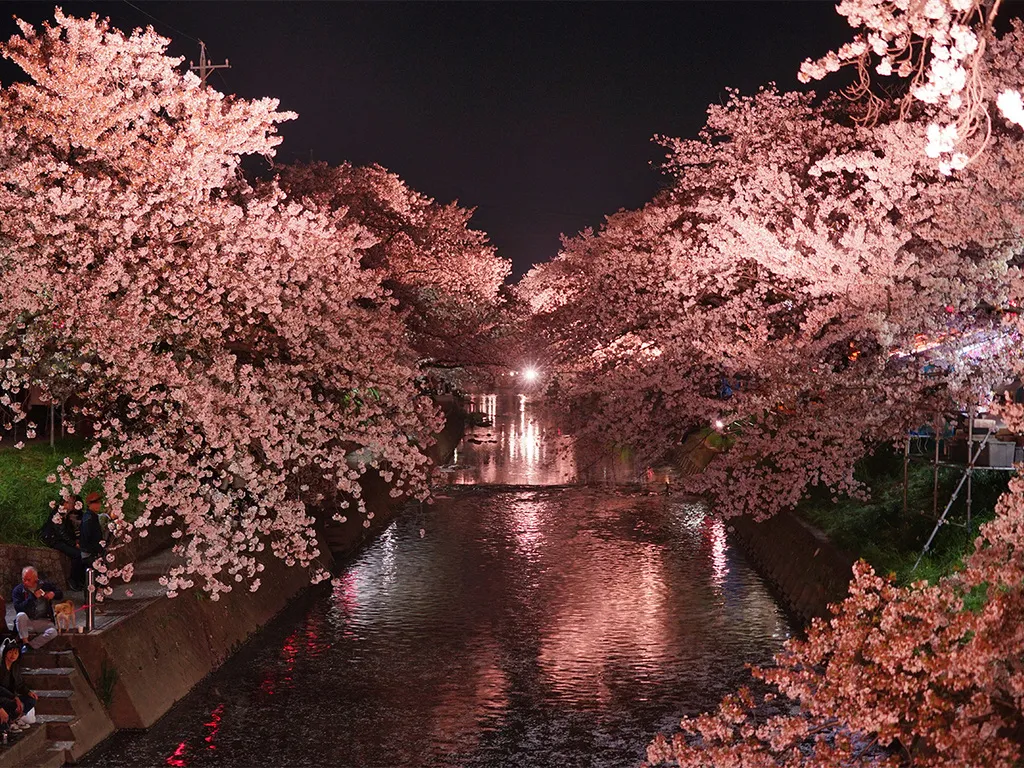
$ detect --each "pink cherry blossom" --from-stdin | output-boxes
[0,11,505,599]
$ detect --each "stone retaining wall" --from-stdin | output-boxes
[729,510,857,625]
[0,544,68,596]
[0,527,175,601]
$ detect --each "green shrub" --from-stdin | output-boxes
[796,446,1010,586]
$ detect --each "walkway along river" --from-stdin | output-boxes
[81,394,793,767]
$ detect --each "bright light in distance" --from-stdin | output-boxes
[523,367,539,383]
[714,420,724,429]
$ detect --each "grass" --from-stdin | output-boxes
[0,438,92,546]
[97,660,119,710]
[795,445,1011,586]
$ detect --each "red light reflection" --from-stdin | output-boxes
[259,614,329,696]
[164,702,225,766]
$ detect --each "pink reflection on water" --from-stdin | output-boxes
[202,703,224,751]
[453,394,581,485]
[165,741,188,767]
[422,631,510,752]
[705,516,729,589]
[511,499,545,557]
[259,614,329,696]
[536,498,672,702]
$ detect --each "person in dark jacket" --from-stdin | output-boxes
[39,495,86,590]
[0,637,36,735]
[12,567,61,650]
[79,492,105,571]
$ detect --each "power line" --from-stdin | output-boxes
[119,3,231,90]
[120,0,201,44]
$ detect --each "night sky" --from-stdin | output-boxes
[1,2,857,278]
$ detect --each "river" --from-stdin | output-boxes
[82,393,792,767]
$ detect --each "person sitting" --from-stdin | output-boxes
[39,495,86,590]
[0,596,14,642]
[0,638,36,736]
[12,567,62,651]
[80,492,106,574]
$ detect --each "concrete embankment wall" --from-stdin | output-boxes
[72,545,328,729]
[72,397,467,730]
[728,510,857,625]
[672,430,857,625]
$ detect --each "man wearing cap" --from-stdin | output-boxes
[80,492,105,572]
[11,567,61,651]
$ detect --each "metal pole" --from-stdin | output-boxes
[933,415,941,518]
[903,435,910,517]
[966,409,974,534]
[915,430,992,571]
[86,569,94,632]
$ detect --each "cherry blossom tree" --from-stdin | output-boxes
[647,436,1024,766]
[798,0,1024,174]
[518,6,1024,766]
[522,80,1024,520]
[276,161,512,376]
[0,11,454,598]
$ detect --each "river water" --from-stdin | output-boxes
[83,394,792,767]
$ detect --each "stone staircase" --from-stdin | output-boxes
[0,646,114,767]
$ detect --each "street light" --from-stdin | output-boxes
[522,367,539,383]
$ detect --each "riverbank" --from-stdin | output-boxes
[795,449,1010,585]
[728,511,856,625]
[678,438,1012,624]
[80,396,467,730]
[0,395,467,765]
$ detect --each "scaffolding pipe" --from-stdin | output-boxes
[933,415,941,518]
[903,435,910,517]
[966,409,974,534]
[915,430,991,571]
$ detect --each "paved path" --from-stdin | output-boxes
[4,549,176,636]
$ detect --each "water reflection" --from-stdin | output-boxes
[446,393,640,486]
[82,397,791,768]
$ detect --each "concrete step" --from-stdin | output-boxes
[21,650,75,671]
[18,743,65,768]
[61,666,115,763]
[37,714,77,743]
[0,722,49,768]
[33,691,75,718]
[22,669,74,691]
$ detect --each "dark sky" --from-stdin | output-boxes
[2,2,856,278]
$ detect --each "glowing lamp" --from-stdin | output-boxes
[522,367,539,382]
[714,419,724,429]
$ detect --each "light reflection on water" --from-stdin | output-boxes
[81,397,791,768]
[447,393,642,486]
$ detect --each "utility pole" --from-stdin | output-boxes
[189,41,230,86]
